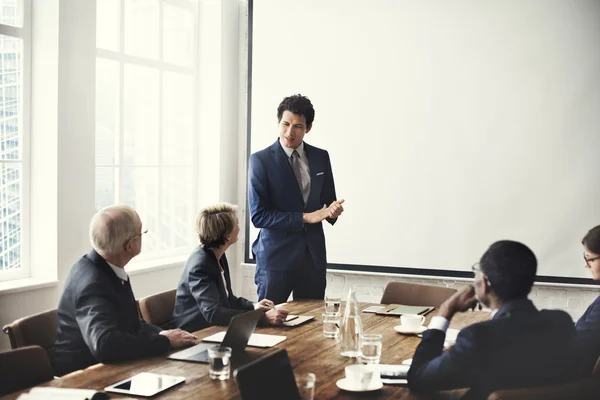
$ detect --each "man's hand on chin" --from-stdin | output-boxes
[438,285,478,320]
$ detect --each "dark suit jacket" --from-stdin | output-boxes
[248,139,337,271]
[573,295,600,376]
[170,246,255,333]
[52,250,170,376]
[408,299,576,400]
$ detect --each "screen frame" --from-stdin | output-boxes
[243,0,600,287]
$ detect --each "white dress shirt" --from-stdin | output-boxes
[107,261,129,284]
[428,308,498,333]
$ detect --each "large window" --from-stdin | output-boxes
[95,0,199,261]
[0,0,30,281]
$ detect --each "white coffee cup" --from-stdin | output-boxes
[345,364,377,389]
[400,314,425,330]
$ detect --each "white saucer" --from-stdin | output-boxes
[394,325,427,334]
[336,378,384,392]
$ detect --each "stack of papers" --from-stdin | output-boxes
[17,387,108,400]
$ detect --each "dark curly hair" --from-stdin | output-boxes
[582,225,600,255]
[480,240,537,302]
[277,94,315,127]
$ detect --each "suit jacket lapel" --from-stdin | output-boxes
[304,143,321,208]
[270,139,304,203]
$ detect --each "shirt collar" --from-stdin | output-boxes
[280,140,305,159]
[490,308,499,318]
[107,261,129,282]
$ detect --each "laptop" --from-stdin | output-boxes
[234,349,301,400]
[168,309,263,363]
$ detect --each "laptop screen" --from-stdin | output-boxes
[234,349,300,400]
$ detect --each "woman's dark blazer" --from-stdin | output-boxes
[170,246,254,332]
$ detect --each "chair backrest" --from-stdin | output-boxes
[2,309,58,352]
[487,378,600,400]
[0,345,54,396]
[234,349,301,400]
[138,289,176,328]
[380,282,457,307]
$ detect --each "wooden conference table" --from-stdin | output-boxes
[2,300,489,400]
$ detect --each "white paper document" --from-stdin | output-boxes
[17,387,106,400]
[202,332,287,348]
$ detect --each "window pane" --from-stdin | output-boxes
[163,3,195,67]
[95,167,116,211]
[123,64,158,165]
[0,162,21,271]
[122,166,158,253]
[0,0,23,28]
[0,34,22,161]
[163,72,193,165]
[160,167,194,249]
[97,0,120,52]
[124,0,159,60]
[96,58,119,165]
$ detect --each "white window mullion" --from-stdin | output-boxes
[157,0,164,254]
[116,0,125,204]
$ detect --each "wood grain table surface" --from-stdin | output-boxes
[2,300,490,400]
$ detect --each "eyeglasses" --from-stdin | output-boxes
[125,229,148,246]
[584,253,600,266]
[471,262,492,286]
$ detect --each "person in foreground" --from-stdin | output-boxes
[52,205,198,376]
[248,94,345,304]
[408,240,576,400]
[572,225,600,376]
[171,203,288,333]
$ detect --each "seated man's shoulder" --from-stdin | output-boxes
[538,308,575,329]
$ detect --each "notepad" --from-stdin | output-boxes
[376,304,434,316]
[203,332,286,348]
[282,315,315,327]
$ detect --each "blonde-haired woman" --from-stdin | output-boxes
[171,203,288,332]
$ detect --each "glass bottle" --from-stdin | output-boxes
[339,287,362,357]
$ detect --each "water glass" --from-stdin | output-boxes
[322,312,340,338]
[325,296,341,314]
[295,372,316,400]
[208,345,232,380]
[360,333,383,364]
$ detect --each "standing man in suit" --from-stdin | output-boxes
[408,240,576,400]
[248,94,345,304]
[52,205,198,376]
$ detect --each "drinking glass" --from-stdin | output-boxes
[360,333,383,364]
[208,346,232,380]
[325,296,341,314]
[322,312,341,338]
[295,372,316,400]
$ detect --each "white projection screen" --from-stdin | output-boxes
[246,0,600,283]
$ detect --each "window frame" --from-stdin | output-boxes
[95,0,200,264]
[0,0,32,282]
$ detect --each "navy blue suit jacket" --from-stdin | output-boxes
[248,139,337,271]
[408,299,576,400]
[573,295,600,376]
[170,247,255,333]
[52,250,170,376]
